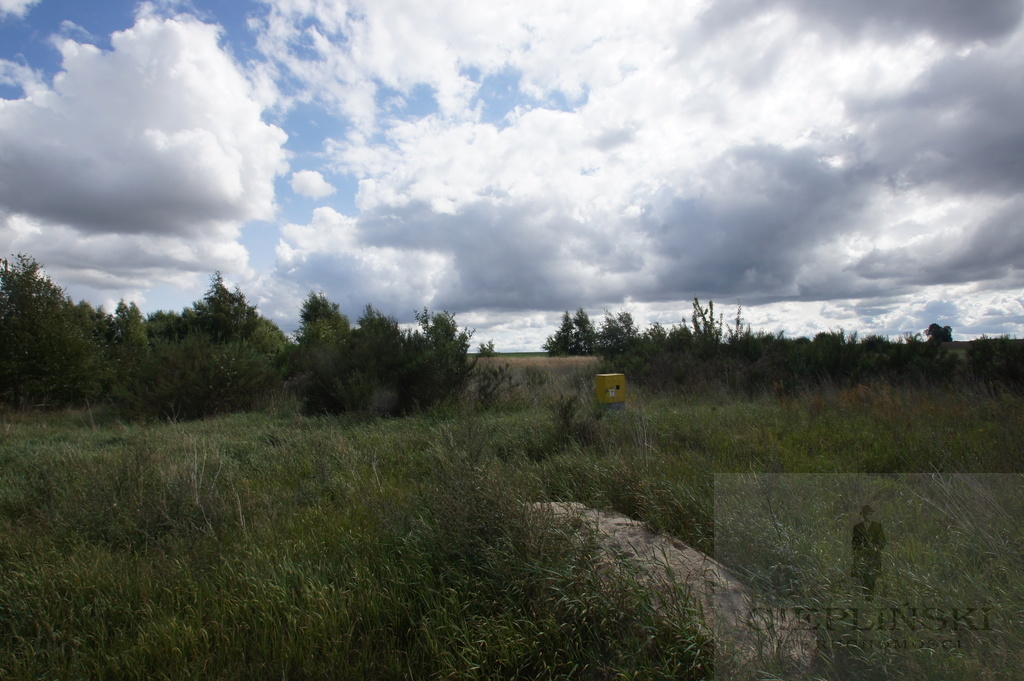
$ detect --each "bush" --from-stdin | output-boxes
[295,306,474,415]
[968,336,1024,387]
[0,254,104,407]
[120,335,283,420]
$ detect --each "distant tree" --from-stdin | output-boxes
[297,305,473,415]
[0,254,100,406]
[146,309,187,343]
[117,274,287,418]
[478,339,497,357]
[925,323,953,344]
[296,291,350,347]
[570,308,596,355]
[189,272,260,343]
[544,309,596,356]
[110,300,148,348]
[543,311,574,356]
[249,317,291,359]
[689,298,724,357]
[596,309,639,359]
[105,300,150,395]
[403,308,475,410]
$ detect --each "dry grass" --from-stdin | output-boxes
[476,355,600,370]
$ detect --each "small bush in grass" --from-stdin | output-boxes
[119,335,282,420]
[294,306,474,415]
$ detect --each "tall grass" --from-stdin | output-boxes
[1,360,1021,678]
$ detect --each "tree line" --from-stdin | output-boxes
[0,254,472,418]
[4,253,1020,417]
[547,300,1023,393]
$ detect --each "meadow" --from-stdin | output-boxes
[2,356,1022,679]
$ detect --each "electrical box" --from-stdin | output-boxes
[595,373,626,409]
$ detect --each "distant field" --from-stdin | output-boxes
[470,351,547,357]
[476,353,600,367]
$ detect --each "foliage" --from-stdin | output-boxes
[0,254,102,407]
[145,309,187,343]
[595,309,639,360]
[690,297,724,358]
[120,334,283,420]
[110,300,148,348]
[543,308,596,356]
[295,290,350,348]
[187,272,261,343]
[107,274,288,418]
[582,298,996,395]
[2,374,1021,679]
[477,339,497,357]
[295,303,474,415]
[967,336,1024,385]
[925,322,953,343]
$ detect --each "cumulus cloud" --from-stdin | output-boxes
[290,170,336,198]
[701,0,1023,44]
[0,8,289,295]
[273,206,453,319]
[5,0,1023,345]
[246,0,1024,343]
[0,0,40,18]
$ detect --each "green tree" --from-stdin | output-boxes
[111,300,148,348]
[596,310,639,359]
[146,309,187,343]
[544,308,595,356]
[543,311,574,356]
[400,309,475,411]
[249,317,290,359]
[689,298,724,358]
[297,305,473,415]
[925,323,953,344]
[571,308,596,355]
[477,339,497,357]
[296,291,350,347]
[189,272,260,343]
[104,300,150,396]
[0,254,100,406]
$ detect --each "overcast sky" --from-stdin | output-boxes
[2,0,1022,349]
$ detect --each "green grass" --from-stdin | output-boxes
[1,366,1022,679]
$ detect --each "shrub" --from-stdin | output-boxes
[295,306,474,415]
[120,335,283,420]
[968,336,1024,387]
[477,339,497,357]
[0,254,104,407]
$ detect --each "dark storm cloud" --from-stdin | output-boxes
[851,47,1024,196]
[638,144,876,303]
[702,0,1023,43]
[0,144,247,236]
[356,199,642,314]
[853,198,1024,287]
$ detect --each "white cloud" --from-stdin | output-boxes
[0,10,289,295]
[290,170,336,198]
[5,0,1023,346]
[248,0,1023,345]
[273,206,453,319]
[0,0,40,18]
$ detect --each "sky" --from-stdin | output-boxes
[1,0,1022,349]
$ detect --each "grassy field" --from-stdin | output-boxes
[1,358,1022,679]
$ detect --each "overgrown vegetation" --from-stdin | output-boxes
[2,361,1022,679]
[3,252,1024,678]
[548,298,1024,396]
[1,255,473,419]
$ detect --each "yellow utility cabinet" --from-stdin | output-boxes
[595,373,626,409]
